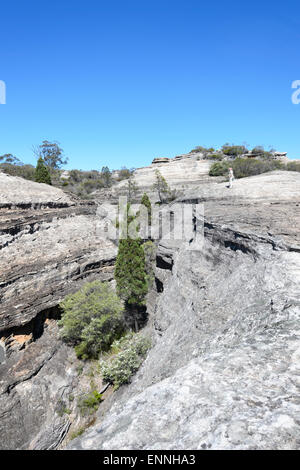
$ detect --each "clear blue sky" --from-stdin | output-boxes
[1,0,300,170]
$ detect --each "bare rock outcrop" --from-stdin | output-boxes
[0,173,117,334]
[69,171,300,450]
[93,154,213,203]
[0,172,77,208]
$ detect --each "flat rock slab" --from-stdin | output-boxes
[0,172,76,207]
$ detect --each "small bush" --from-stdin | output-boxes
[251,145,265,156]
[100,333,151,389]
[69,418,96,440]
[286,161,300,172]
[209,158,283,178]
[209,161,230,176]
[78,390,103,416]
[206,153,224,161]
[117,166,134,181]
[232,158,283,178]
[80,179,106,193]
[221,144,247,156]
[70,427,85,439]
[189,145,213,154]
[58,281,125,359]
[0,163,36,181]
[250,145,274,158]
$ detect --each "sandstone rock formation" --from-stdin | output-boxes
[69,170,300,450]
[0,173,117,449]
[2,167,300,450]
[93,154,213,203]
[0,173,117,334]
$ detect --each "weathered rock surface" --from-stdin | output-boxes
[93,154,213,203]
[0,173,117,334]
[2,168,300,450]
[0,172,77,208]
[0,319,109,450]
[0,321,74,449]
[0,173,117,449]
[69,171,300,450]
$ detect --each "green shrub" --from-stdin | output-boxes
[286,161,300,172]
[261,151,273,159]
[251,146,273,158]
[189,145,212,153]
[70,427,85,439]
[209,161,230,176]
[206,153,224,161]
[0,163,36,181]
[100,332,151,389]
[251,145,264,155]
[69,418,96,440]
[78,390,103,415]
[117,167,133,181]
[232,158,283,178]
[81,179,105,193]
[209,158,283,178]
[221,144,247,156]
[58,281,125,359]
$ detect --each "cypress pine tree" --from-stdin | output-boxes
[35,157,52,185]
[114,204,148,331]
[115,238,148,306]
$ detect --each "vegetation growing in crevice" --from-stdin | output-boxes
[69,418,97,440]
[114,201,149,330]
[58,281,125,359]
[78,389,103,416]
[100,332,151,389]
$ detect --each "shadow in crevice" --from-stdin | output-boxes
[123,303,148,332]
[1,304,62,343]
[155,277,164,293]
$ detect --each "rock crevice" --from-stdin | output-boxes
[69,171,300,450]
